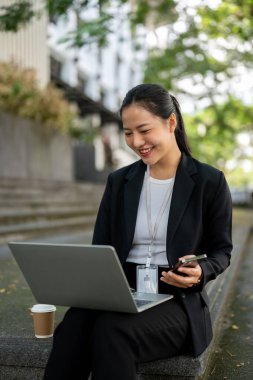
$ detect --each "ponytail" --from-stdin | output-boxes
[170,95,191,156]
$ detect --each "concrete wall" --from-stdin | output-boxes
[0,112,73,181]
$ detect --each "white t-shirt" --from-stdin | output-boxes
[127,171,175,266]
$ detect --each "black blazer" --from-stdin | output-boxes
[92,153,233,356]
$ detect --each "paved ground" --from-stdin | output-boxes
[204,219,253,379]
[0,208,252,380]
[0,230,93,259]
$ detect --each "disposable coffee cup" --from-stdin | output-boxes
[30,304,56,338]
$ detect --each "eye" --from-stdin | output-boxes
[140,129,151,134]
[124,132,132,137]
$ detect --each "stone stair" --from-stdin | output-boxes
[0,178,105,244]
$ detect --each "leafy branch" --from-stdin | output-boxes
[0,1,36,32]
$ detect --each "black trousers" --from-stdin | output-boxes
[43,263,189,380]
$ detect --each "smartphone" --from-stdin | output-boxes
[170,254,207,272]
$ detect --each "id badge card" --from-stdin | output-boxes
[136,264,158,294]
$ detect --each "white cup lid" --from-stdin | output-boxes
[31,304,56,313]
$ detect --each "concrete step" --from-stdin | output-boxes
[0,179,104,201]
[0,206,98,225]
[0,178,105,193]
[0,178,104,244]
[0,189,103,201]
[0,176,97,187]
[0,198,100,208]
[0,215,96,244]
[0,202,93,210]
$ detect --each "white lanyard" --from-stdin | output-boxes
[145,165,174,268]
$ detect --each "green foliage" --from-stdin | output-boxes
[145,28,228,93]
[198,1,253,41]
[185,98,253,173]
[0,62,77,132]
[0,0,177,47]
[0,1,35,32]
[142,0,253,178]
[0,0,128,47]
[69,123,99,144]
[46,0,75,18]
[197,1,253,69]
[144,0,253,100]
[130,0,176,27]
[226,166,253,188]
[59,11,113,47]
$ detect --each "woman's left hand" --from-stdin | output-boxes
[160,255,203,289]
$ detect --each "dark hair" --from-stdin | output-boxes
[120,84,191,156]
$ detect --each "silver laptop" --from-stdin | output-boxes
[8,242,173,313]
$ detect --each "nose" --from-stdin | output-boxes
[130,133,145,148]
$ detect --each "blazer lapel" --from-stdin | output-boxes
[124,161,146,254]
[166,154,197,251]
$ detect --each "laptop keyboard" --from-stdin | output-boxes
[134,299,153,307]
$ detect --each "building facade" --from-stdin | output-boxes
[0,0,49,88]
[0,1,148,176]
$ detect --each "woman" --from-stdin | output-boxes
[44,84,233,380]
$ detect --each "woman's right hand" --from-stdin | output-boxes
[160,255,203,288]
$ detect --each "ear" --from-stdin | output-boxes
[168,113,177,133]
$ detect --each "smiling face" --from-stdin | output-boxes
[122,104,180,171]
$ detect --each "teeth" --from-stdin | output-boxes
[140,148,152,153]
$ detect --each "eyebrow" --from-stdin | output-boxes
[123,123,150,131]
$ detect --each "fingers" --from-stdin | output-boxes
[177,265,201,277]
[160,272,188,288]
[161,264,202,289]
